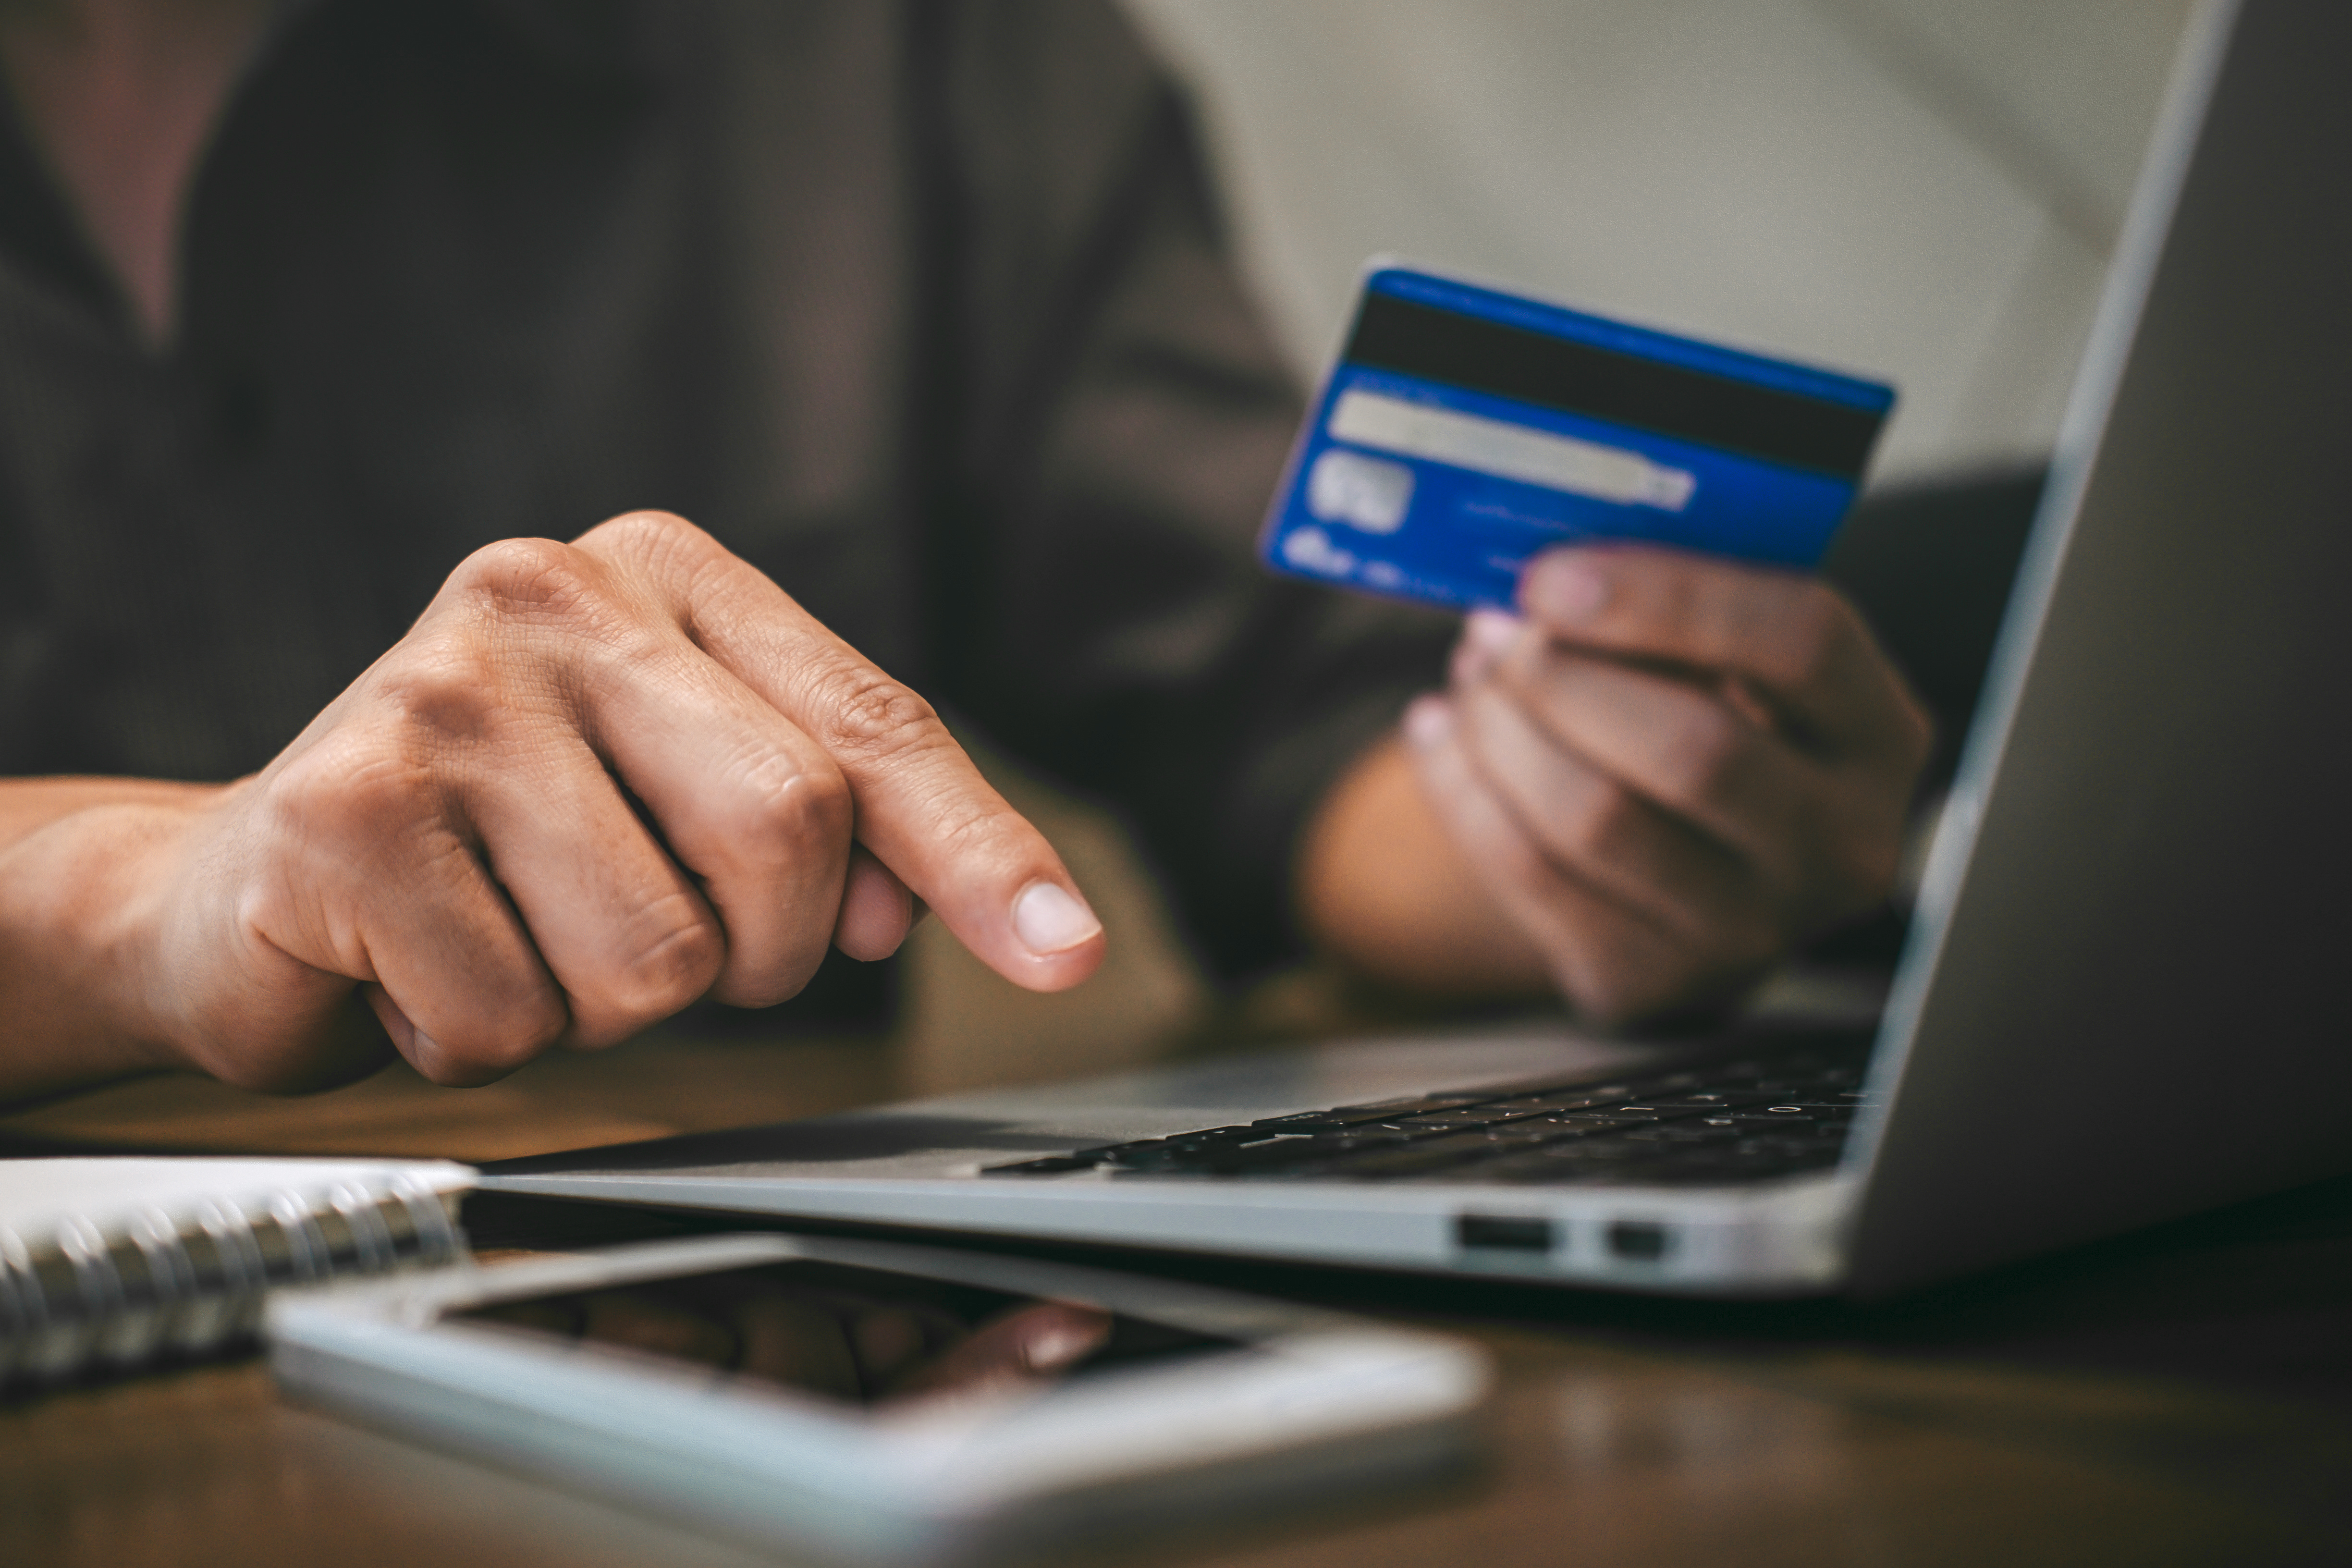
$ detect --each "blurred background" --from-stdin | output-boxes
[900,0,2198,1094]
[1127,0,2194,483]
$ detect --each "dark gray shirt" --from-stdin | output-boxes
[0,0,1454,1021]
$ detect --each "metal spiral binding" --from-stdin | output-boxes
[57,1214,129,1372]
[392,1173,467,1266]
[195,1196,267,1296]
[187,1197,270,1352]
[126,1207,200,1360]
[328,1182,396,1275]
[0,1227,46,1386]
[267,1190,331,1285]
[1,1176,471,1395]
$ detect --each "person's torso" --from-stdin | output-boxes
[0,0,935,783]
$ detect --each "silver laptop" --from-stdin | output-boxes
[484,0,2352,1299]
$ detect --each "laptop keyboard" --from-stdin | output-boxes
[980,1038,1873,1188]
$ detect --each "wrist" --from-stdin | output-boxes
[1297,734,1551,996]
[0,786,226,1098]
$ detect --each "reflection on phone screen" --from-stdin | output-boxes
[455,1259,1242,1407]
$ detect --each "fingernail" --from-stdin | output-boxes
[1013,880,1102,956]
[1023,1320,1104,1372]
[1454,608,1518,681]
[1463,608,1518,656]
[1524,555,1608,623]
[1402,694,1453,747]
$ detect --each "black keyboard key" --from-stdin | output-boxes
[1117,1127,1431,1176]
[1612,1094,1782,1113]
[1164,1125,1256,1146]
[1249,1103,1450,1132]
[1344,1121,1473,1144]
[1508,1103,1718,1127]
[1096,1132,1251,1167]
[1328,1091,1500,1116]
[1428,1122,1612,1162]
[1274,1132,1515,1180]
[1506,1113,1678,1139]
[1202,1130,1418,1171]
[1688,1108,1838,1127]
[1385,1106,1543,1129]
[1246,1112,1356,1133]
[1521,1135,1673,1162]
[1473,1121,1591,1149]
[1481,1086,1644,1114]
[1097,1149,1185,1173]
[1108,1134,1326,1172]
[1622,1123,1745,1144]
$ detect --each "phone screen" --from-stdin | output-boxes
[454,1258,1243,1409]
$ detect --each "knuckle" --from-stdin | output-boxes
[374,632,507,747]
[446,536,606,626]
[575,510,728,598]
[817,664,948,765]
[578,508,705,561]
[1490,831,1551,893]
[264,730,439,844]
[1663,560,1739,644]
[1776,585,1851,688]
[1476,806,1557,896]
[1556,779,1640,865]
[610,895,726,1017]
[724,754,854,866]
[932,796,1034,865]
[1660,700,1752,807]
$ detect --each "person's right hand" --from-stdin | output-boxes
[121,511,1104,1090]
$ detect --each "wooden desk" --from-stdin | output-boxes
[5,1032,2350,1568]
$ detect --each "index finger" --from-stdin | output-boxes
[579,513,1104,992]
[1515,543,1927,762]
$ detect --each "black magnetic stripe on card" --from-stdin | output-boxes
[1343,294,1885,478]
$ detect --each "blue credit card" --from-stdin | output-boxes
[1259,265,1897,610]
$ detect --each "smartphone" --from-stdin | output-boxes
[267,1233,1489,1564]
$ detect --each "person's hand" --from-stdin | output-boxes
[1400,543,1931,1023]
[122,512,1104,1090]
[495,1281,1114,1405]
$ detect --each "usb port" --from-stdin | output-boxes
[1607,1220,1670,1261]
[1455,1214,1555,1252]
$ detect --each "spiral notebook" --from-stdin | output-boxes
[1,1156,473,1390]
